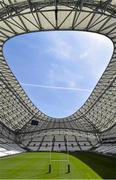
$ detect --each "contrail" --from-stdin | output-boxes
[20,82,91,92]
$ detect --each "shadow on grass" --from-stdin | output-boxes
[69,151,116,179]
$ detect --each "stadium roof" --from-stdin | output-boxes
[0,0,116,134]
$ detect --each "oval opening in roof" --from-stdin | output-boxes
[3,31,113,118]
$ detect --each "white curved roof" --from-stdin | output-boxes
[0,0,115,134]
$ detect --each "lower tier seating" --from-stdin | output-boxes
[95,143,116,155]
[0,137,25,157]
[22,134,98,152]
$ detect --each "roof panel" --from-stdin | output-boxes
[0,1,115,133]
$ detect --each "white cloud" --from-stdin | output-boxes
[13,31,113,94]
[48,63,84,89]
[46,31,113,92]
[47,40,73,61]
[80,52,88,59]
[46,32,81,62]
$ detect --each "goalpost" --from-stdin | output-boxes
[48,132,71,173]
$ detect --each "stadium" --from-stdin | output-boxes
[0,0,116,179]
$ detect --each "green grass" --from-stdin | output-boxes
[0,151,116,179]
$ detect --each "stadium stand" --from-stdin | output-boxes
[19,132,98,152]
[0,0,115,157]
[0,143,25,157]
[0,122,24,157]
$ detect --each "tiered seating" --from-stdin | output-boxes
[39,135,52,151]
[39,144,52,151]
[26,136,43,151]
[66,135,80,151]
[67,143,80,151]
[94,137,116,155]
[0,147,9,157]
[53,135,66,151]
[0,143,25,157]
[74,135,94,151]
[79,141,92,151]
[0,121,25,157]
[24,134,96,152]
[95,144,116,155]
[94,126,116,155]
[0,136,25,157]
[87,137,98,146]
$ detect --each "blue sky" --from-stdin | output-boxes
[3,31,113,118]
